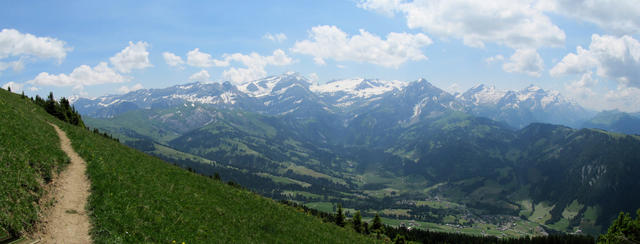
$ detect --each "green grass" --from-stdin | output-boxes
[529,202,554,225]
[256,173,311,187]
[517,200,533,217]
[152,143,217,166]
[305,202,335,213]
[65,118,375,243]
[0,227,9,241]
[1,89,375,243]
[0,90,69,236]
[561,200,583,220]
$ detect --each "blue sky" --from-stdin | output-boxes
[1,0,640,112]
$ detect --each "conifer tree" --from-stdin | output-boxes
[7,86,10,92]
[352,210,362,233]
[335,204,345,227]
[598,208,640,243]
[372,213,383,232]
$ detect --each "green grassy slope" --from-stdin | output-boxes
[0,89,68,237]
[0,89,374,243]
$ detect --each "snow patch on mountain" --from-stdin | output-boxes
[456,84,506,106]
[237,72,309,97]
[311,78,407,98]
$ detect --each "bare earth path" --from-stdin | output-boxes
[37,124,92,243]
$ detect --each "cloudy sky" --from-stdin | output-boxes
[1,0,639,112]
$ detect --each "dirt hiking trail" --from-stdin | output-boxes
[36,123,92,243]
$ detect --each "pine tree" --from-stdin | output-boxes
[352,210,362,233]
[372,213,383,232]
[335,204,345,227]
[7,86,10,92]
[598,208,640,243]
[45,92,60,118]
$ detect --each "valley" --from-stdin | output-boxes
[78,73,640,237]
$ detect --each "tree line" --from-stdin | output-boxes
[4,87,118,141]
[278,200,599,244]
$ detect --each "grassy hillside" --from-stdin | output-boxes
[0,89,68,238]
[0,89,375,243]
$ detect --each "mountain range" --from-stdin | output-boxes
[74,72,596,130]
[75,72,640,236]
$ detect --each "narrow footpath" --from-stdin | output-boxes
[37,124,92,243]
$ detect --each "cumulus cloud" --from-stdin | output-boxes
[358,0,565,49]
[564,71,598,102]
[540,0,640,35]
[0,58,25,72]
[264,33,287,42]
[189,69,211,82]
[307,73,320,84]
[109,41,153,73]
[551,34,640,88]
[502,49,544,77]
[176,47,295,84]
[291,25,432,68]
[222,49,294,83]
[0,29,71,72]
[603,85,640,112]
[118,83,144,94]
[0,28,70,61]
[2,81,24,92]
[186,48,229,68]
[162,52,184,68]
[485,55,505,64]
[28,62,129,88]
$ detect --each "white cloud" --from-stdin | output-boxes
[549,46,597,76]
[28,62,129,88]
[485,55,505,64]
[292,25,432,68]
[551,34,640,88]
[0,58,25,72]
[564,71,598,103]
[358,0,565,49]
[177,47,294,84]
[0,28,70,61]
[222,49,294,83]
[307,73,320,84]
[264,33,287,42]
[502,49,544,77]
[603,85,640,112]
[2,81,24,92]
[118,83,144,94]
[189,69,211,82]
[162,52,185,68]
[186,48,229,68]
[109,41,153,73]
[541,0,640,35]
[357,0,404,16]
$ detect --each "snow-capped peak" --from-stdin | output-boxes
[310,78,407,98]
[67,95,82,104]
[458,84,506,105]
[237,73,311,97]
